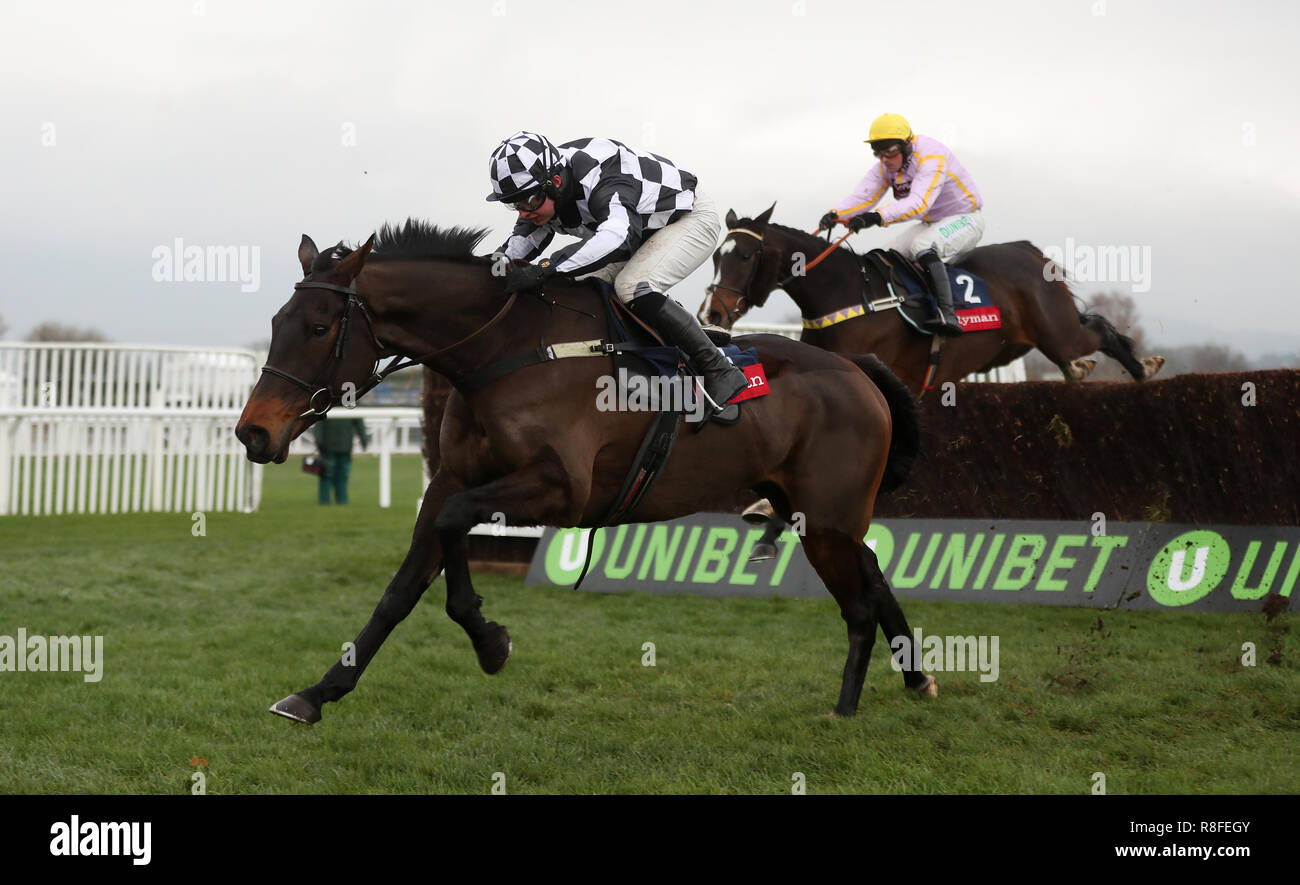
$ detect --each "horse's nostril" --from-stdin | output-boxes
[237,424,269,456]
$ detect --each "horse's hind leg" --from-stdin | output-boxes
[862,544,936,698]
[802,530,882,717]
[269,470,457,724]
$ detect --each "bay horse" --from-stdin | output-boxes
[236,219,933,724]
[699,206,1164,395]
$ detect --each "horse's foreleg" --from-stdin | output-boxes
[268,472,456,725]
[435,453,573,675]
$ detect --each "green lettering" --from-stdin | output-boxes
[932,533,984,590]
[673,526,703,583]
[1281,545,1300,598]
[729,529,762,586]
[1036,534,1087,592]
[603,525,646,580]
[1085,535,1129,592]
[1231,540,1288,600]
[892,533,942,589]
[769,532,802,585]
[637,525,683,582]
[691,527,737,583]
[972,534,1006,590]
[992,534,1045,591]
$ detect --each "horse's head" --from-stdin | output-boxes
[699,204,782,329]
[236,233,381,464]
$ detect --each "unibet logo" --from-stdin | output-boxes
[544,528,606,585]
[1146,530,1231,607]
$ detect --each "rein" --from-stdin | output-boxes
[261,279,519,418]
[705,227,857,326]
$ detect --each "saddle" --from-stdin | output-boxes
[857,250,1000,336]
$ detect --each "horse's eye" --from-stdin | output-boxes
[311,324,329,337]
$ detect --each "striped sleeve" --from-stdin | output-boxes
[832,164,890,219]
[499,220,554,263]
[878,154,946,225]
[549,177,642,275]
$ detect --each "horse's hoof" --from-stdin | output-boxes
[1066,358,1096,380]
[829,707,856,719]
[914,675,938,699]
[475,622,512,675]
[1141,356,1165,379]
[748,542,778,563]
[269,693,321,725]
[741,498,776,525]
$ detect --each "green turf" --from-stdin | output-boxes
[1,454,1296,794]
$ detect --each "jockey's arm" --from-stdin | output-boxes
[499,221,554,263]
[548,178,643,276]
[876,154,945,225]
[831,166,890,223]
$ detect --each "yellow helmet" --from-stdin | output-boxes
[866,113,913,144]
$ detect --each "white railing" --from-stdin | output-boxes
[289,407,424,509]
[0,344,263,516]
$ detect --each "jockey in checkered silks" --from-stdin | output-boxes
[819,114,986,337]
[486,130,747,413]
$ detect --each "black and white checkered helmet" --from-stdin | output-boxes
[486,131,561,202]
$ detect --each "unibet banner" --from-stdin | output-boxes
[524,516,1299,612]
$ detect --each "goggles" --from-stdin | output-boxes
[506,191,547,212]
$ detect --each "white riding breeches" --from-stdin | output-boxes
[575,190,721,302]
[887,209,985,264]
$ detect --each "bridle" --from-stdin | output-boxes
[703,228,765,327]
[704,226,855,326]
[260,279,405,419]
[260,278,523,418]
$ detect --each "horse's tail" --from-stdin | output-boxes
[1014,240,1148,380]
[844,354,920,494]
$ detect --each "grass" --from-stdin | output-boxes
[0,455,1296,794]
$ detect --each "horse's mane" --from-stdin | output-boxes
[313,219,493,271]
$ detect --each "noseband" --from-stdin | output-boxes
[260,278,524,419]
[705,227,765,326]
[260,280,395,419]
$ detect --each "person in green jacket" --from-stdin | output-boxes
[311,417,370,504]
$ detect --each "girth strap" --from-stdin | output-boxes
[573,407,682,590]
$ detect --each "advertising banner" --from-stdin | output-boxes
[525,516,1298,613]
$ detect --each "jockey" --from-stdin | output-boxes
[487,131,747,413]
[818,114,985,337]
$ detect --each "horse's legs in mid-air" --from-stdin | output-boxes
[435,454,575,675]
[270,471,457,723]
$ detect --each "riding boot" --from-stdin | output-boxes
[629,288,749,412]
[917,250,962,337]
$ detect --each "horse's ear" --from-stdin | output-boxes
[298,234,319,277]
[755,202,776,226]
[335,234,376,283]
[725,208,738,229]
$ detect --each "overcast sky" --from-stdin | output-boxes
[2,0,1297,360]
